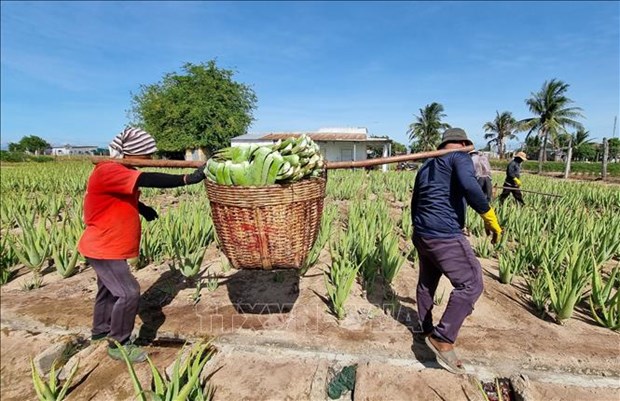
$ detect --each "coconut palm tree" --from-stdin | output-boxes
[407,102,451,152]
[520,79,584,173]
[571,129,596,161]
[483,111,520,159]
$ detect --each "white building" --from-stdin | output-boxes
[230,127,393,171]
[50,145,98,156]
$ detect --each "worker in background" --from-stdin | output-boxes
[498,151,527,206]
[470,150,493,202]
[78,127,206,363]
[410,128,502,374]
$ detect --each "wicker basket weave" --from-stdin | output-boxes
[205,177,326,270]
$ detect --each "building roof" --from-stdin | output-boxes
[230,133,266,141]
[234,127,391,143]
[52,144,98,148]
[263,132,369,141]
[317,127,368,134]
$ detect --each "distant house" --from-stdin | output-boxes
[49,145,98,156]
[230,127,393,171]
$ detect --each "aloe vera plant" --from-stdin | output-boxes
[162,203,214,265]
[51,223,81,278]
[473,236,493,259]
[30,358,79,401]
[148,342,216,401]
[139,222,164,268]
[326,170,366,200]
[174,247,207,280]
[52,240,80,279]
[541,241,593,324]
[1,235,17,285]
[399,206,413,240]
[325,234,361,320]
[300,203,338,275]
[22,275,44,291]
[116,340,216,401]
[348,199,394,293]
[498,253,515,285]
[589,264,620,330]
[524,269,548,317]
[498,247,529,285]
[13,214,52,280]
[379,231,405,285]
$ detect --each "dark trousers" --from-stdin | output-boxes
[477,176,493,202]
[88,258,141,344]
[498,183,525,206]
[413,235,483,344]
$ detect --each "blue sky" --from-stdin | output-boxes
[1,1,618,150]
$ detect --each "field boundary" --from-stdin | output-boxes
[3,312,618,390]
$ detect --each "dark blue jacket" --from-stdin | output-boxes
[504,159,522,186]
[411,151,490,238]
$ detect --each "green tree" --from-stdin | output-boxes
[391,141,407,154]
[407,102,451,152]
[130,61,257,155]
[9,135,50,155]
[556,132,572,150]
[522,135,541,160]
[557,129,596,161]
[571,129,595,161]
[368,136,405,157]
[483,111,520,159]
[520,79,584,173]
[7,142,24,152]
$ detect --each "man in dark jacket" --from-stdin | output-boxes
[411,128,502,374]
[498,151,527,206]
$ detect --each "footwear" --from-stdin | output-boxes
[107,343,147,363]
[424,336,466,374]
[91,332,109,343]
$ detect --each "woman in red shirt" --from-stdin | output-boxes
[78,127,206,363]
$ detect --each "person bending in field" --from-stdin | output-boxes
[410,128,502,374]
[78,127,206,363]
[498,151,527,206]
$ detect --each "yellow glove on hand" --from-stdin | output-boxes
[514,177,522,187]
[480,208,502,244]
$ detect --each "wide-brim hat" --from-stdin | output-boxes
[438,128,473,149]
[515,151,528,160]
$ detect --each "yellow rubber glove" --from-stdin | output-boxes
[480,208,502,244]
[514,177,522,187]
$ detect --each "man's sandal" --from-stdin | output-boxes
[425,336,466,374]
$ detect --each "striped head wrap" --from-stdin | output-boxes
[108,127,158,158]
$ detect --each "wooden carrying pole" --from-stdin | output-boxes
[91,145,475,169]
[497,186,563,198]
[90,156,204,168]
[324,145,474,169]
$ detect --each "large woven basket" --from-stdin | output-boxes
[205,177,326,270]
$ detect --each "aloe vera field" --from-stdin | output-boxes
[1,160,619,401]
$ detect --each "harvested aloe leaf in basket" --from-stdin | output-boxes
[206,134,325,186]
